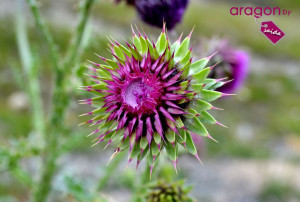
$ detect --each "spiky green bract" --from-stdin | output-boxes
[146,180,194,202]
[80,25,229,175]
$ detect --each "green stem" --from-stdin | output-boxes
[26,0,61,75]
[132,157,165,202]
[32,126,60,202]
[97,151,127,191]
[16,1,45,137]
[25,0,95,201]
[64,0,94,71]
[50,0,94,127]
[24,1,61,201]
[132,166,151,202]
[16,0,45,141]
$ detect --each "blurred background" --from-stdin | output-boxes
[0,0,300,201]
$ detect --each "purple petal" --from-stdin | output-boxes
[167,107,187,115]
[159,106,176,122]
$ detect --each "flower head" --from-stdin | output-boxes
[80,26,229,175]
[146,180,194,202]
[206,40,249,93]
[135,0,189,30]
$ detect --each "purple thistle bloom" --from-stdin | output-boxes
[208,40,249,93]
[80,26,229,175]
[135,0,189,30]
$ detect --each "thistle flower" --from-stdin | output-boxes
[135,0,189,30]
[146,180,193,202]
[80,26,229,175]
[206,40,249,93]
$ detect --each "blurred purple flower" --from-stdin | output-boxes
[115,0,136,6]
[191,133,203,150]
[209,41,249,93]
[135,0,189,30]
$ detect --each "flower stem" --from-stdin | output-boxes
[16,0,45,139]
[24,1,62,201]
[25,0,95,201]
[132,166,151,202]
[97,151,127,191]
[63,0,94,71]
[32,126,60,202]
[26,0,61,75]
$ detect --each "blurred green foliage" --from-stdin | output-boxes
[259,180,300,202]
[207,73,300,159]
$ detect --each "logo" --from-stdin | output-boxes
[260,21,285,44]
[230,7,292,18]
[229,5,290,44]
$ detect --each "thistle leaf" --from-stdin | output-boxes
[148,149,160,166]
[186,117,208,136]
[165,131,176,143]
[147,39,159,59]
[137,146,148,168]
[204,81,225,91]
[171,36,181,53]
[193,100,212,113]
[128,44,142,60]
[151,141,160,156]
[180,51,192,66]
[90,84,108,90]
[177,128,186,144]
[130,141,141,159]
[190,84,203,92]
[117,43,132,58]
[190,58,209,74]
[113,46,125,61]
[156,32,167,55]
[103,130,116,140]
[164,47,172,63]
[200,90,222,102]
[175,117,184,129]
[198,111,216,124]
[99,120,114,134]
[133,35,142,54]
[164,141,176,161]
[174,37,190,63]
[139,35,148,55]
[104,58,119,69]
[192,67,210,84]
[100,64,116,71]
[153,132,161,145]
[180,61,190,79]
[120,136,130,150]
[138,145,148,161]
[140,136,148,150]
[180,80,189,90]
[185,132,197,155]
[186,92,195,100]
[184,108,198,118]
